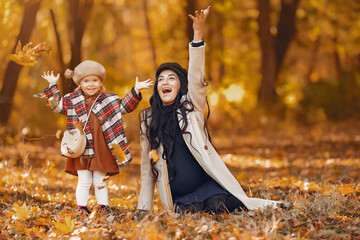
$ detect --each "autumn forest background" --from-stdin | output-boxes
[0,0,360,239]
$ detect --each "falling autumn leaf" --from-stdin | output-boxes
[9,41,51,66]
[12,203,31,221]
[149,149,160,163]
[54,216,75,234]
[111,143,127,162]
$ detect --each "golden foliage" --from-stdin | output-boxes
[111,143,127,162]
[53,216,75,234]
[337,185,356,196]
[9,41,51,66]
[43,160,55,175]
[12,203,31,221]
[1,122,360,238]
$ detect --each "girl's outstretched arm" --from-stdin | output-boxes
[134,77,153,95]
[41,71,59,86]
[42,71,67,115]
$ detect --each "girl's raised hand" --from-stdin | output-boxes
[188,6,211,41]
[134,77,153,94]
[41,71,59,85]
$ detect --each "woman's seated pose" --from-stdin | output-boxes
[137,6,281,214]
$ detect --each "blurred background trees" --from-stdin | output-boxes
[0,0,359,142]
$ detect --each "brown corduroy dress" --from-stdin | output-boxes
[65,93,119,176]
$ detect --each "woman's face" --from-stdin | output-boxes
[79,75,103,96]
[157,69,181,105]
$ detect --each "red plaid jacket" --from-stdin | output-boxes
[44,84,141,166]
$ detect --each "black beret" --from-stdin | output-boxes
[156,62,188,84]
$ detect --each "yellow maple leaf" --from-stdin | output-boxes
[12,203,31,221]
[54,216,74,234]
[111,143,127,162]
[9,41,51,66]
[149,149,160,163]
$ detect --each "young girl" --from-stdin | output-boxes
[42,60,152,215]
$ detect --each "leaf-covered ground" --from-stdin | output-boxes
[1,121,360,239]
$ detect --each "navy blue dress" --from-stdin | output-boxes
[167,124,230,205]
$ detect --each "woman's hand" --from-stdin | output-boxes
[41,71,59,86]
[188,6,211,42]
[134,77,153,95]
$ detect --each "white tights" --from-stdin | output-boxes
[76,170,108,206]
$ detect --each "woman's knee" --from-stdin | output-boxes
[205,194,247,214]
[205,194,228,214]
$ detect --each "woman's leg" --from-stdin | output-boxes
[205,194,247,214]
[76,170,93,206]
[93,170,108,206]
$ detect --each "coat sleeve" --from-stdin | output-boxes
[187,43,207,112]
[118,87,142,115]
[137,112,155,210]
[43,84,68,115]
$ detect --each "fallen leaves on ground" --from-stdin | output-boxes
[53,216,74,234]
[11,203,31,221]
[1,121,360,239]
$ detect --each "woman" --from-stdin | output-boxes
[137,6,280,214]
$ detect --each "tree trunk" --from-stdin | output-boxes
[65,0,94,93]
[257,0,277,105]
[275,0,300,76]
[0,1,41,125]
[257,0,300,105]
[187,0,197,43]
[142,0,157,72]
[50,9,66,92]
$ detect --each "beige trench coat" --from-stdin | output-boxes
[137,43,280,211]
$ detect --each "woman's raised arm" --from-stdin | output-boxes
[187,6,211,112]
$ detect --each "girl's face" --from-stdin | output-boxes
[157,69,181,105]
[79,75,103,96]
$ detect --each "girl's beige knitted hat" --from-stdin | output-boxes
[64,60,106,85]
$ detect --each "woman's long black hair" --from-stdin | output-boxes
[140,63,212,183]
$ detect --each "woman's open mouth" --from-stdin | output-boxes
[162,87,172,95]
